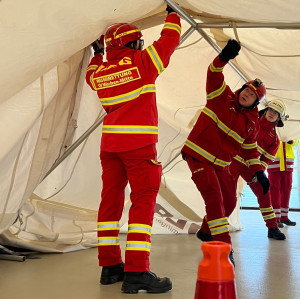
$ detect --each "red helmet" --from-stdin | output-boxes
[244,78,266,104]
[105,23,142,47]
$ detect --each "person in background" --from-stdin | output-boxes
[85,5,181,294]
[229,99,287,240]
[268,139,299,227]
[181,39,269,266]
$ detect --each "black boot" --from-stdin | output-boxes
[100,262,124,285]
[282,219,296,226]
[196,229,213,242]
[268,228,286,240]
[121,271,172,294]
[277,221,284,228]
[229,250,235,268]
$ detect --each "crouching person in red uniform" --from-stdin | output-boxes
[86,5,181,294]
[230,99,287,240]
[181,40,269,266]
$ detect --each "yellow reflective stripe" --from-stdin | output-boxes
[210,225,229,236]
[163,22,181,35]
[260,207,274,213]
[263,213,276,220]
[207,81,226,100]
[128,224,152,235]
[234,155,246,165]
[98,237,119,246]
[261,161,268,169]
[242,142,257,150]
[185,140,230,167]
[115,29,141,39]
[203,107,245,144]
[208,217,229,228]
[97,221,120,231]
[246,158,261,166]
[87,64,98,72]
[146,45,165,74]
[102,125,158,134]
[126,241,151,252]
[257,146,275,160]
[100,84,156,106]
[209,62,224,73]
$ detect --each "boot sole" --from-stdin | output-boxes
[100,273,124,285]
[268,234,286,240]
[121,282,172,294]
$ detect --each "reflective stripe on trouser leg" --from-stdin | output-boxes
[273,209,281,220]
[121,145,161,272]
[280,172,292,221]
[259,207,277,228]
[249,181,277,228]
[208,217,229,237]
[98,151,128,267]
[97,221,122,266]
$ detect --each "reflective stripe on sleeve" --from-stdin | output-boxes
[146,45,165,74]
[207,81,226,100]
[163,22,181,34]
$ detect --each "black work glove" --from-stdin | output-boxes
[91,35,105,55]
[287,140,293,144]
[166,4,176,14]
[219,39,241,62]
[255,170,270,195]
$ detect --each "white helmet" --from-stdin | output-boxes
[265,99,287,119]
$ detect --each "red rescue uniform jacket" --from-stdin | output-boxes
[86,13,181,152]
[230,115,279,181]
[182,56,262,174]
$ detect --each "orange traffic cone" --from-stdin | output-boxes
[194,241,237,299]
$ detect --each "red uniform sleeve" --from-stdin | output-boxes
[85,53,104,90]
[141,12,181,77]
[240,128,264,176]
[260,135,279,170]
[206,56,228,102]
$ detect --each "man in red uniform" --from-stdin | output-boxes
[268,139,299,227]
[229,99,287,240]
[86,5,181,294]
[181,40,269,266]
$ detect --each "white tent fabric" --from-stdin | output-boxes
[1,0,300,252]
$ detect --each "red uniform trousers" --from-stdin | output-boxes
[186,155,236,245]
[268,171,293,222]
[98,144,162,272]
[230,161,277,228]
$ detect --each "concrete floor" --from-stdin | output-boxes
[0,210,299,299]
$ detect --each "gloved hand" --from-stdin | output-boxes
[219,39,241,62]
[255,170,270,195]
[91,35,105,55]
[166,4,176,14]
[287,140,293,144]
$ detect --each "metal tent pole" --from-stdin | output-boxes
[42,114,105,182]
[165,0,249,81]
